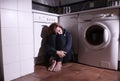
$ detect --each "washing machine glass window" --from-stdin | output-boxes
[84,23,111,50]
[86,25,104,45]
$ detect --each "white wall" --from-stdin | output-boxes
[0,0,34,81]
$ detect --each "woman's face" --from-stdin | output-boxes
[54,27,63,34]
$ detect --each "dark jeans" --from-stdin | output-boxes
[46,34,73,63]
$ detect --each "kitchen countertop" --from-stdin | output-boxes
[32,10,59,16]
[33,6,120,17]
[60,6,120,16]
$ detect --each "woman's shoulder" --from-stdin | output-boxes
[64,29,71,35]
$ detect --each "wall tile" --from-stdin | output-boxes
[4,62,21,81]
[1,9,18,28]
[19,28,33,44]
[1,28,19,46]
[20,44,34,60]
[20,58,34,76]
[18,12,33,28]
[0,0,1,8]
[0,0,17,10]
[0,0,34,81]
[2,45,20,65]
[18,0,32,12]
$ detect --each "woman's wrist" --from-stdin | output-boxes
[56,51,65,57]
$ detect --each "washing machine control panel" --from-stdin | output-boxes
[33,13,58,23]
[78,9,119,22]
[93,13,116,19]
[95,13,114,18]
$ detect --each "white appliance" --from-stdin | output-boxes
[33,10,58,64]
[78,9,119,70]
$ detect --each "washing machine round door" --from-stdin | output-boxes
[84,23,111,50]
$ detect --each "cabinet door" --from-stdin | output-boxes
[59,15,78,55]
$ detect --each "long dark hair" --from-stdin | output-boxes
[48,23,64,35]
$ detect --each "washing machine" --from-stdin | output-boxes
[78,9,119,70]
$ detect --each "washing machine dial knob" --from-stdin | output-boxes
[105,13,114,17]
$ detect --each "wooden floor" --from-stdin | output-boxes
[12,62,120,81]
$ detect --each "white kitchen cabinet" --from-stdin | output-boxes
[59,14,79,57]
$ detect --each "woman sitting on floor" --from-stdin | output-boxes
[45,23,73,72]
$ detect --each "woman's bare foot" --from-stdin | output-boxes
[53,61,62,72]
[48,59,56,71]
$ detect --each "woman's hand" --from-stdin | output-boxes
[56,51,65,58]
